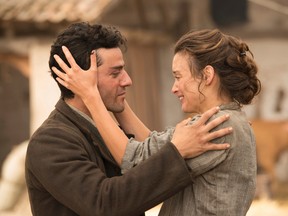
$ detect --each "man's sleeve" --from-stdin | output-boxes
[26,127,191,216]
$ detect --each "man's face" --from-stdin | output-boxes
[97,48,132,113]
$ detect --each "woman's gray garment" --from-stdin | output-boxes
[122,102,256,216]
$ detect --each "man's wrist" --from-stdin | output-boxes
[170,140,186,158]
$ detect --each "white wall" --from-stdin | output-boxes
[244,38,288,120]
[29,41,60,134]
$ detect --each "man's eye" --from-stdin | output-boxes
[111,72,120,77]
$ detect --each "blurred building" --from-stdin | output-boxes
[0,0,288,213]
[0,0,287,134]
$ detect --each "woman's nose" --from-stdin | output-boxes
[171,82,178,94]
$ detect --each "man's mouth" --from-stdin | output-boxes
[118,92,126,97]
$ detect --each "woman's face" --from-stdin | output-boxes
[171,52,203,113]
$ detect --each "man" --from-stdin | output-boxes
[25,22,231,216]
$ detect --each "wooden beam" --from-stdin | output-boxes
[134,0,149,28]
[120,27,172,44]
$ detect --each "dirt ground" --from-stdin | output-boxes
[247,199,288,216]
[1,183,288,216]
[146,199,288,216]
[145,182,288,215]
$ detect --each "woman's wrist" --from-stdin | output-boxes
[81,86,101,104]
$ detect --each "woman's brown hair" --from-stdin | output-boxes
[174,29,261,105]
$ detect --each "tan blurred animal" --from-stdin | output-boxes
[251,119,288,197]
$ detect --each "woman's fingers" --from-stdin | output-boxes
[52,66,65,80]
[61,46,80,71]
[55,77,68,88]
[52,46,81,77]
[53,54,70,74]
[51,66,69,88]
[90,50,97,71]
[51,46,99,97]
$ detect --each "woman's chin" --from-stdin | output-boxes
[181,106,198,114]
[181,106,191,113]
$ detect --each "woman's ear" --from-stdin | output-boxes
[203,65,215,85]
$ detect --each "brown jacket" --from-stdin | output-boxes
[25,99,192,216]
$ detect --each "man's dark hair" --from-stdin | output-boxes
[49,22,127,99]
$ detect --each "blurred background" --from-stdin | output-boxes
[0,0,287,215]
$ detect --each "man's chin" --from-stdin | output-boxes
[107,105,125,113]
[113,108,125,113]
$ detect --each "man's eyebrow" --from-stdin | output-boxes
[110,65,124,70]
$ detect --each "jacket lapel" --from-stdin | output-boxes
[55,99,118,167]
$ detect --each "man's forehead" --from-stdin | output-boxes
[97,47,122,56]
[96,48,124,69]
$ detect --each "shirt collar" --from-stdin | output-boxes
[66,103,96,127]
[219,102,241,111]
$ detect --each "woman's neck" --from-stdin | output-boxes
[199,95,232,114]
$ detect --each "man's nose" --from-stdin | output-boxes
[121,71,132,86]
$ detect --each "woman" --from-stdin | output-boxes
[53,29,261,215]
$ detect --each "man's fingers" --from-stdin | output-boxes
[179,117,192,126]
[205,114,230,132]
[195,107,220,126]
[205,143,230,151]
[206,127,233,141]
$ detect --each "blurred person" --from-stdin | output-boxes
[252,119,288,198]
[54,28,261,215]
[0,141,28,212]
[25,22,232,216]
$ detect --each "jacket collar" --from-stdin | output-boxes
[55,99,118,166]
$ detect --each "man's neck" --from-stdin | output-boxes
[64,97,91,118]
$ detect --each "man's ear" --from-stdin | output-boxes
[203,65,215,85]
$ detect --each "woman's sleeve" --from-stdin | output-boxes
[121,127,175,173]
[186,112,232,177]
